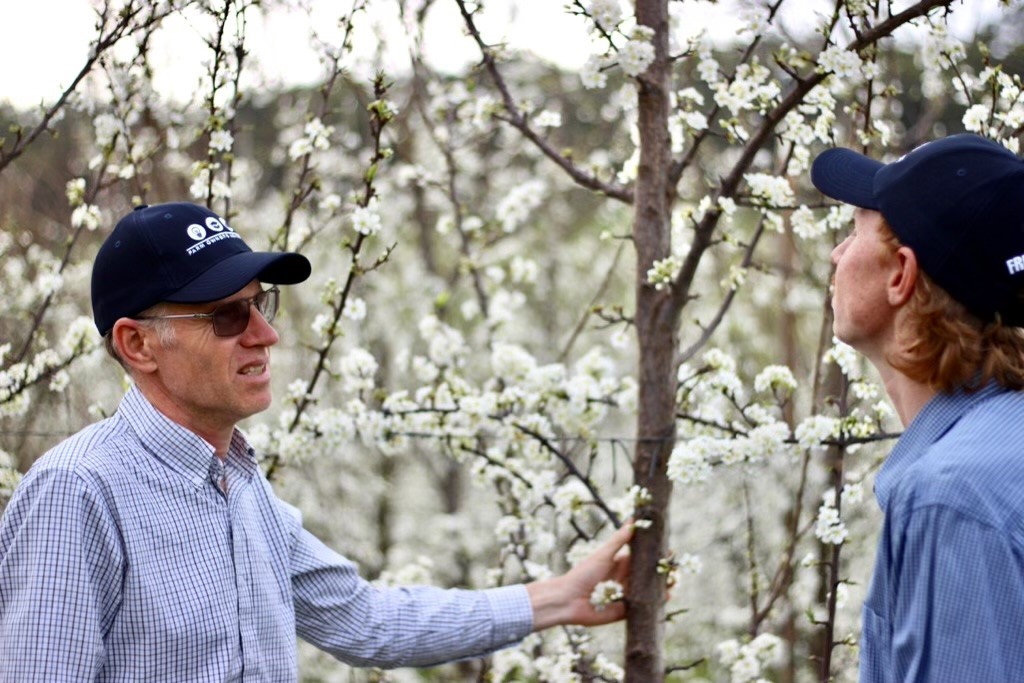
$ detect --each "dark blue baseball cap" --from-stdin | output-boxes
[91,202,311,336]
[811,134,1024,325]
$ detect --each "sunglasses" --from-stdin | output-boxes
[136,287,280,337]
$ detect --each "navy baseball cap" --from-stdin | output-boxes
[91,202,311,335]
[811,134,1024,325]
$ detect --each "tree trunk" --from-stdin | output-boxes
[626,1,676,680]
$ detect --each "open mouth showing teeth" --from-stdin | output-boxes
[240,365,265,376]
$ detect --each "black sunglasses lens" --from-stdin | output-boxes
[256,288,279,324]
[212,300,251,336]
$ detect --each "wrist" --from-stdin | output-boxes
[525,575,570,631]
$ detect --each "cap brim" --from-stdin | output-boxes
[810,148,885,209]
[164,251,311,303]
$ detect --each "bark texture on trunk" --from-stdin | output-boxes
[625,1,676,681]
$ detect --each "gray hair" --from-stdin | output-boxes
[103,303,178,371]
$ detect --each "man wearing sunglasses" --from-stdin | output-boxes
[0,202,633,681]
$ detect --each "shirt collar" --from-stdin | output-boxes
[874,382,1005,509]
[118,385,259,489]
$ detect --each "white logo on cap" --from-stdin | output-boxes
[206,216,232,232]
[184,212,240,255]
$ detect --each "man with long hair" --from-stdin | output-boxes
[812,133,1024,682]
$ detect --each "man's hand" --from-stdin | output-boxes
[525,522,634,631]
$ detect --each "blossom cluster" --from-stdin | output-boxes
[0,449,21,502]
[288,118,335,160]
[3,2,1007,680]
[961,66,1024,151]
[713,61,781,116]
[496,179,547,233]
[716,633,785,683]
[589,579,625,611]
[0,318,98,418]
[815,481,865,547]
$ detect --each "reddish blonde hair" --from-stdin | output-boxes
[880,222,1024,393]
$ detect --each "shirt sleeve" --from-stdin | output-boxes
[288,524,533,668]
[0,467,123,682]
[887,504,1024,682]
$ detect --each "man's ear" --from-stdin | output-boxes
[888,246,919,307]
[111,319,159,374]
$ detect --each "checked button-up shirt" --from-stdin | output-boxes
[0,386,532,682]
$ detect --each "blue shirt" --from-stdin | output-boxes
[0,387,532,682]
[861,383,1024,682]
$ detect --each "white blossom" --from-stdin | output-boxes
[288,117,334,160]
[487,289,526,327]
[209,129,234,152]
[589,579,624,610]
[92,113,120,148]
[509,256,538,284]
[71,204,102,231]
[817,45,865,82]
[749,633,785,666]
[49,369,70,393]
[963,103,990,133]
[754,365,797,396]
[619,38,655,77]
[721,264,748,291]
[491,343,536,380]
[411,356,439,383]
[714,62,780,115]
[553,479,593,514]
[351,197,382,236]
[731,652,761,683]
[342,297,366,321]
[310,313,339,340]
[588,0,623,32]
[791,205,825,239]
[65,178,86,206]
[815,501,849,545]
[795,415,838,450]
[678,552,703,575]
[285,378,312,403]
[496,180,546,233]
[745,173,794,207]
[717,639,741,665]
[668,438,713,485]
[534,110,562,128]
[842,481,865,506]
[680,110,708,132]
[703,348,736,373]
[592,653,624,682]
[581,54,609,89]
[0,465,22,498]
[825,338,861,379]
[647,256,681,290]
[698,53,721,85]
[832,581,850,610]
[339,348,378,393]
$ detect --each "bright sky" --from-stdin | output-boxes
[0,1,602,109]
[0,1,1009,110]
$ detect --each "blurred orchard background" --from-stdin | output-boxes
[1,0,1023,681]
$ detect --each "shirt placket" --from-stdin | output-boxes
[222,453,263,681]
[207,455,246,682]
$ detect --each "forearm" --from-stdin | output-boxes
[292,530,533,667]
